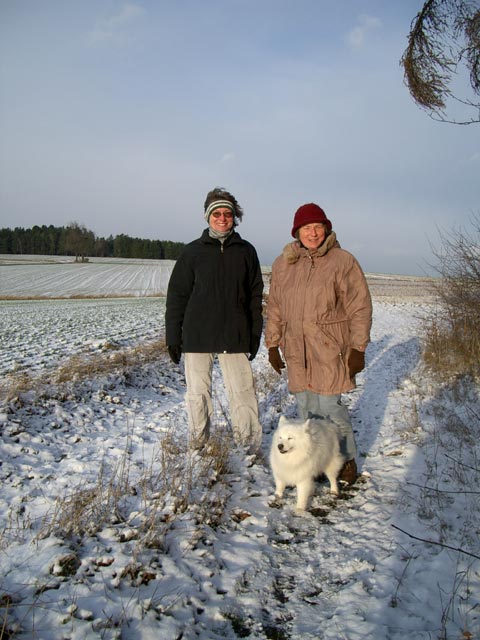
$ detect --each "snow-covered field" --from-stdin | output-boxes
[0,255,176,298]
[0,297,163,378]
[1,258,479,639]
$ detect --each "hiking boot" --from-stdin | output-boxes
[338,459,358,485]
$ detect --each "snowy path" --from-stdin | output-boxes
[210,302,431,639]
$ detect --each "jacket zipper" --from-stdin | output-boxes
[305,254,315,384]
[220,241,226,349]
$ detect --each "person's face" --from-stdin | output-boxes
[209,207,234,233]
[298,223,326,250]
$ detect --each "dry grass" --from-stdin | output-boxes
[36,423,233,547]
[421,215,480,381]
[0,339,168,402]
[423,311,480,380]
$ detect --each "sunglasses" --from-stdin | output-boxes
[211,210,234,219]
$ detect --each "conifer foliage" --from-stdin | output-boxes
[0,222,185,260]
[401,0,480,124]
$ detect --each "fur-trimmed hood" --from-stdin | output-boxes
[282,232,339,264]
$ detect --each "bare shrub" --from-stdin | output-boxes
[423,214,480,379]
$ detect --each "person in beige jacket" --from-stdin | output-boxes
[265,203,372,484]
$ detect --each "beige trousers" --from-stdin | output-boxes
[184,352,262,452]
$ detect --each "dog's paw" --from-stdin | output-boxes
[269,495,283,509]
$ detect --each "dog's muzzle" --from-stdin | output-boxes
[277,444,287,454]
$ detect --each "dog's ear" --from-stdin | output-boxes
[278,415,287,426]
[303,418,313,433]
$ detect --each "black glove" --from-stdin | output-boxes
[348,348,365,378]
[167,345,182,365]
[248,338,261,361]
[268,346,285,374]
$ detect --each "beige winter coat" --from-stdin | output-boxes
[265,233,372,395]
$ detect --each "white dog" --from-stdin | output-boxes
[270,415,345,511]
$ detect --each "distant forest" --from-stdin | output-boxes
[0,223,185,260]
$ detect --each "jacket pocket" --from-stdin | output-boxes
[282,324,304,365]
[315,323,341,353]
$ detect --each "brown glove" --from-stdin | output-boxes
[268,346,285,374]
[348,348,365,378]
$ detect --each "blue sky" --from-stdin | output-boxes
[0,1,478,275]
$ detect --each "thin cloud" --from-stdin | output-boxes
[220,152,235,164]
[346,15,382,48]
[87,3,145,47]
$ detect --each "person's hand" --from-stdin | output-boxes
[167,345,182,365]
[268,346,285,374]
[348,348,365,377]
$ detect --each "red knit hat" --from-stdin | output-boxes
[291,203,332,238]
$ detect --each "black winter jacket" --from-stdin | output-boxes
[165,229,264,355]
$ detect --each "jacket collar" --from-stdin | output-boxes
[282,231,339,264]
[200,228,243,245]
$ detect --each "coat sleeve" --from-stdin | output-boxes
[165,252,194,347]
[264,258,284,348]
[341,258,372,349]
[248,246,264,352]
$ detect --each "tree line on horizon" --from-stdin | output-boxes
[0,223,185,260]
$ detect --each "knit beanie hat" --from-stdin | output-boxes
[203,187,243,226]
[204,200,235,222]
[291,203,332,238]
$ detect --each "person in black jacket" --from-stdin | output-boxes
[166,187,263,453]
